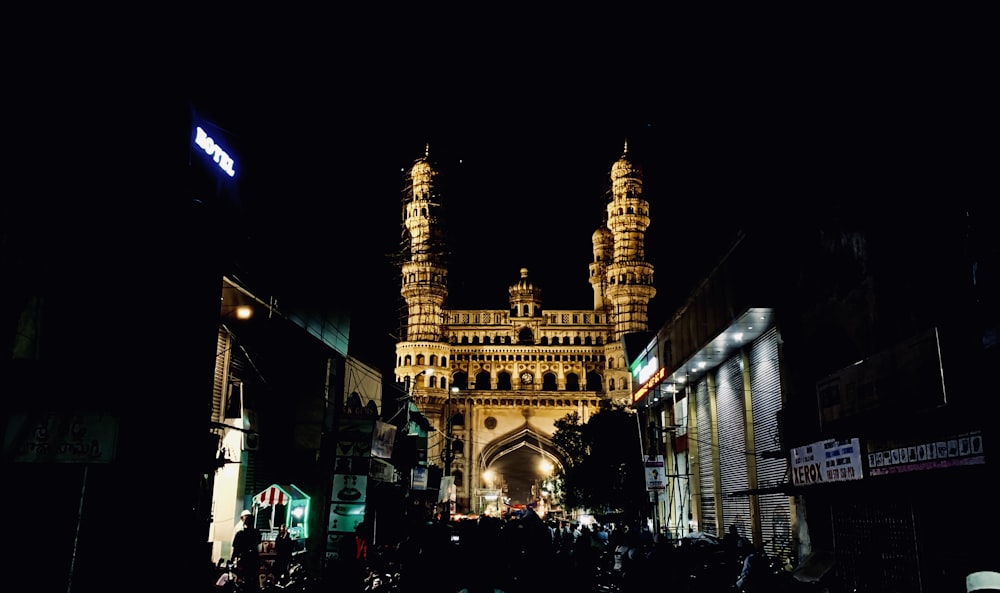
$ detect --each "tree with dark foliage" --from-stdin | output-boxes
[552,403,650,523]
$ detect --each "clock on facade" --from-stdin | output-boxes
[521,372,533,384]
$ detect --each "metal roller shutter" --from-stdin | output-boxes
[718,357,751,534]
[694,380,716,535]
[749,327,792,561]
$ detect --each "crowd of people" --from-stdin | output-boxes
[215,506,750,593]
[334,509,680,593]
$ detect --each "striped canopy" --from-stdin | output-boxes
[253,484,291,507]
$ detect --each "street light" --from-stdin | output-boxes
[482,469,500,516]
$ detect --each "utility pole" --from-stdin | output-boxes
[441,386,457,523]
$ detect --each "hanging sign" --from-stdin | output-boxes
[411,466,429,491]
[644,455,665,490]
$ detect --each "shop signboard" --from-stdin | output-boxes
[867,431,984,476]
[3,414,118,464]
[791,437,863,487]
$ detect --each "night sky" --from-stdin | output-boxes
[9,32,986,376]
[189,99,738,371]
[181,48,983,373]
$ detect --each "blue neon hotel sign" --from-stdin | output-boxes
[193,126,236,178]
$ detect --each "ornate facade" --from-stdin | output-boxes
[394,143,656,514]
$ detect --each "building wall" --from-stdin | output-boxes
[640,210,999,590]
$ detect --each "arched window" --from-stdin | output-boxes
[453,470,464,487]
[543,373,557,391]
[451,413,465,427]
[461,336,469,344]
[430,354,437,366]
[475,371,491,390]
[565,373,581,391]
[441,356,448,366]
[429,376,437,388]
[585,371,602,391]
[472,336,480,344]
[574,336,582,345]
[451,439,464,457]
[497,372,512,390]
[416,354,425,365]
[540,337,549,345]
[452,372,468,389]
[609,378,616,391]
[405,355,412,366]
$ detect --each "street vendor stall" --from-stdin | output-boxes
[252,484,311,564]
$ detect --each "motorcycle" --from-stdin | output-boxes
[362,545,402,592]
[593,546,623,592]
[735,547,832,593]
[264,562,317,592]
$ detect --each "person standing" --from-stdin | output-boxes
[272,524,294,579]
[333,521,370,592]
[232,509,262,590]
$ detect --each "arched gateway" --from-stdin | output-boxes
[395,143,655,516]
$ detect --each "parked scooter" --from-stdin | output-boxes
[264,562,317,592]
[735,545,831,593]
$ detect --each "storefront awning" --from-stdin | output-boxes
[252,483,309,508]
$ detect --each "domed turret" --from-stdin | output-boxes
[590,225,613,310]
[509,267,543,318]
[592,226,613,261]
[409,144,436,200]
[610,140,643,200]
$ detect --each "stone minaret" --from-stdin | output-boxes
[604,140,656,339]
[602,141,656,396]
[396,146,451,400]
[589,217,613,311]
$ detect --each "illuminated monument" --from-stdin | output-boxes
[394,142,655,515]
